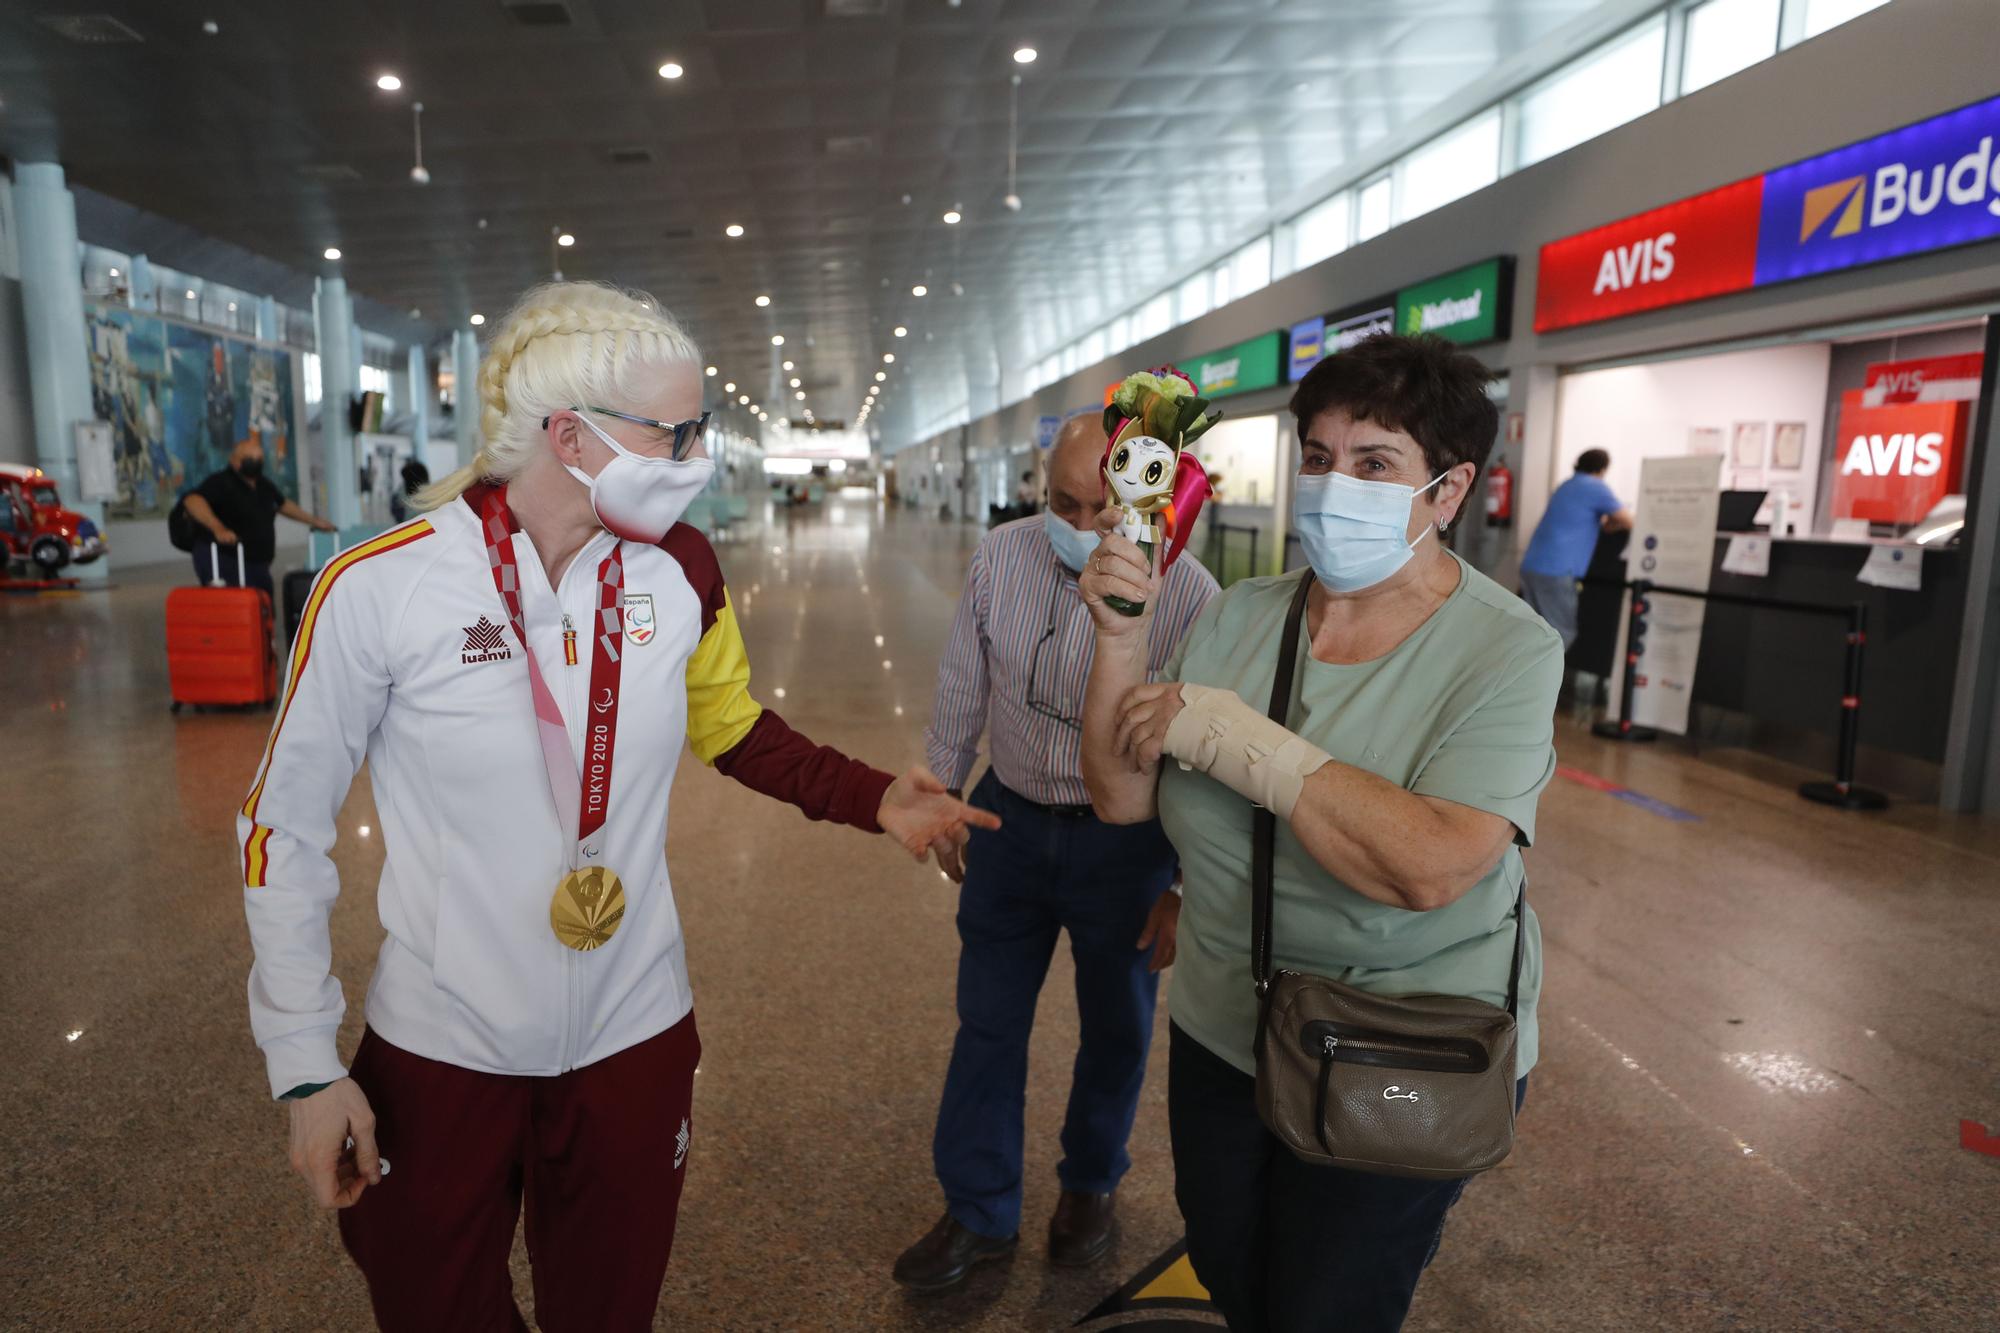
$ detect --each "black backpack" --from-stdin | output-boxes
[167,494,200,552]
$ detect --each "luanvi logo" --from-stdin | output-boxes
[461,616,512,665]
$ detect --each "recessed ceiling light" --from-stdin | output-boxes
[658,61,684,79]
[323,247,342,260]
[738,394,750,404]
[185,289,197,300]
[1013,46,1037,64]
[942,209,961,225]
[376,73,403,91]
[469,313,485,326]
[108,267,120,277]
[912,284,927,297]
[789,377,801,388]
[771,334,785,346]
[557,232,575,247]
[875,372,886,382]
[754,294,770,307]
[893,325,908,337]
[725,223,745,238]
[782,359,794,371]
[724,381,737,392]
[202,19,219,35]
[795,390,805,400]
[883,353,896,363]
[705,365,717,376]
[227,301,237,312]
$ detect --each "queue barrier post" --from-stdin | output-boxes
[1591,578,1658,743]
[1798,601,1889,810]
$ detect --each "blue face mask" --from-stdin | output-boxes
[1042,507,1101,573]
[1292,469,1446,592]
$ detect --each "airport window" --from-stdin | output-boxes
[1796,0,1890,40]
[1080,328,1106,368]
[1682,0,1780,93]
[1356,175,1394,242]
[1178,272,1212,324]
[1287,192,1351,274]
[1516,17,1667,168]
[1137,292,1172,342]
[1229,236,1272,301]
[1397,110,1501,223]
[1061,344,1078,376]
[303,351,322,406]
[1109,314,1131,353]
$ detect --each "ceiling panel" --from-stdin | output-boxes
[0,0,1626,442]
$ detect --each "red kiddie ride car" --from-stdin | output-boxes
[0,462,107,577]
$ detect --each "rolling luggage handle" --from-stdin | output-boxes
[208,540,249,590]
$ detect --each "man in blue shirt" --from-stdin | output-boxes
[1519,449,1631,649]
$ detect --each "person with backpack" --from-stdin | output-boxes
[172,434,336,598]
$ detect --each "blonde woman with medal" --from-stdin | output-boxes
[238,281,998,1332]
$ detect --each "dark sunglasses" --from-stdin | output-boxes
[544,406,710,461]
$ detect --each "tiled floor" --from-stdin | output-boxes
[3,496,1997,1331]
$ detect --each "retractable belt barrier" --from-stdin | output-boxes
[1583,578,1887,812]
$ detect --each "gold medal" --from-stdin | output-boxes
[550,866,626,951]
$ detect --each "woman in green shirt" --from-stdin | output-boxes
[1078,333,1560,1332]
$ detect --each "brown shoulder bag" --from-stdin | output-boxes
[1251,571,1524,1180]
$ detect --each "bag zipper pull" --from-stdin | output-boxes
[1322,1034,1340,1057]
[562,613,578,667]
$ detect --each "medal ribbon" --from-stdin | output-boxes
[481,490,625,867]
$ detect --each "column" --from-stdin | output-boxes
[13,162,109,581]
[314,275,360,528]
[255,295,278,343]
[406,343,432,462]
[453,327,480,461]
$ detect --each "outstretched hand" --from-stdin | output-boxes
[877,765,1002,868]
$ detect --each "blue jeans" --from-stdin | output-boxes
[933,771,1178,1238]
[1169,1022,1529,1332]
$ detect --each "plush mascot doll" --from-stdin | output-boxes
[1099,366,1218,615]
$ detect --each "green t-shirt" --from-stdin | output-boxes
[1159,554,1562,1079]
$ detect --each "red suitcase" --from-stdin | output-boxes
[167,546,277,711]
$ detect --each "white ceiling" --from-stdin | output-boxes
[0,0,1639,443]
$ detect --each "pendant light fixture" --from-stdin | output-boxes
[409,101,430,185]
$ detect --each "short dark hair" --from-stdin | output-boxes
[1287,333,1498,485]
[1575,449,1610,475]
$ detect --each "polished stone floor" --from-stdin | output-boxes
[3,495,1998,1331]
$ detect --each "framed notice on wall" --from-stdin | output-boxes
[1771,421,1806,470]
[1731,420,1767,469]
[1688,426,1724,455]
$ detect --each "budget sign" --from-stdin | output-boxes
[1757,93,2000,286]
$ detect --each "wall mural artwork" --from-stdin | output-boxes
[85,305,298,519]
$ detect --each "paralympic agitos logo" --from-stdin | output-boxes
[1797,135,2000,244]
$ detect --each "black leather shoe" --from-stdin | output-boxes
[893,1213,1019,1291]
[1047,1190,1116,1268]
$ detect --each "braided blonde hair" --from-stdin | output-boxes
[416,281,703,510]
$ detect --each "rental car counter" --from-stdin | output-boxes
[1573,528,1963,790]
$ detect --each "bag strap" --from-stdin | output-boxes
[1251,568,1532,1020]
[1251,570,1316,994]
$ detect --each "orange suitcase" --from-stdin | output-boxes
[167,549,277,711]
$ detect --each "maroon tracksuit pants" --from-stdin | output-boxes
[336,1014,700,1332]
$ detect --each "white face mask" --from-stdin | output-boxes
[565,413,716,544]
[1042,507,1101,573]
[1292,469,1447,592]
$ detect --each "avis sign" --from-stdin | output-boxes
[1537,92,2000,331]
[1829,393,1967,525]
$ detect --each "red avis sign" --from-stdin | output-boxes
[1534,178,1765,333]
[1862,352,1984,405]
[1830,392,1967,524]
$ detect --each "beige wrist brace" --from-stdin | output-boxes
[1162,685,1333,820]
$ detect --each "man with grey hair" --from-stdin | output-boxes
[896,413,1219,1290]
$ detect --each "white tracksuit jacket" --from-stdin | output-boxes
[239,489,893,1097]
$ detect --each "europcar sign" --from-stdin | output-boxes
[1536,93,2000,332]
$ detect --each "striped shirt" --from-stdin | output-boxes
[926,515,1219,807]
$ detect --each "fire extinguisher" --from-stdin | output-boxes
[1486,454,1514,527]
